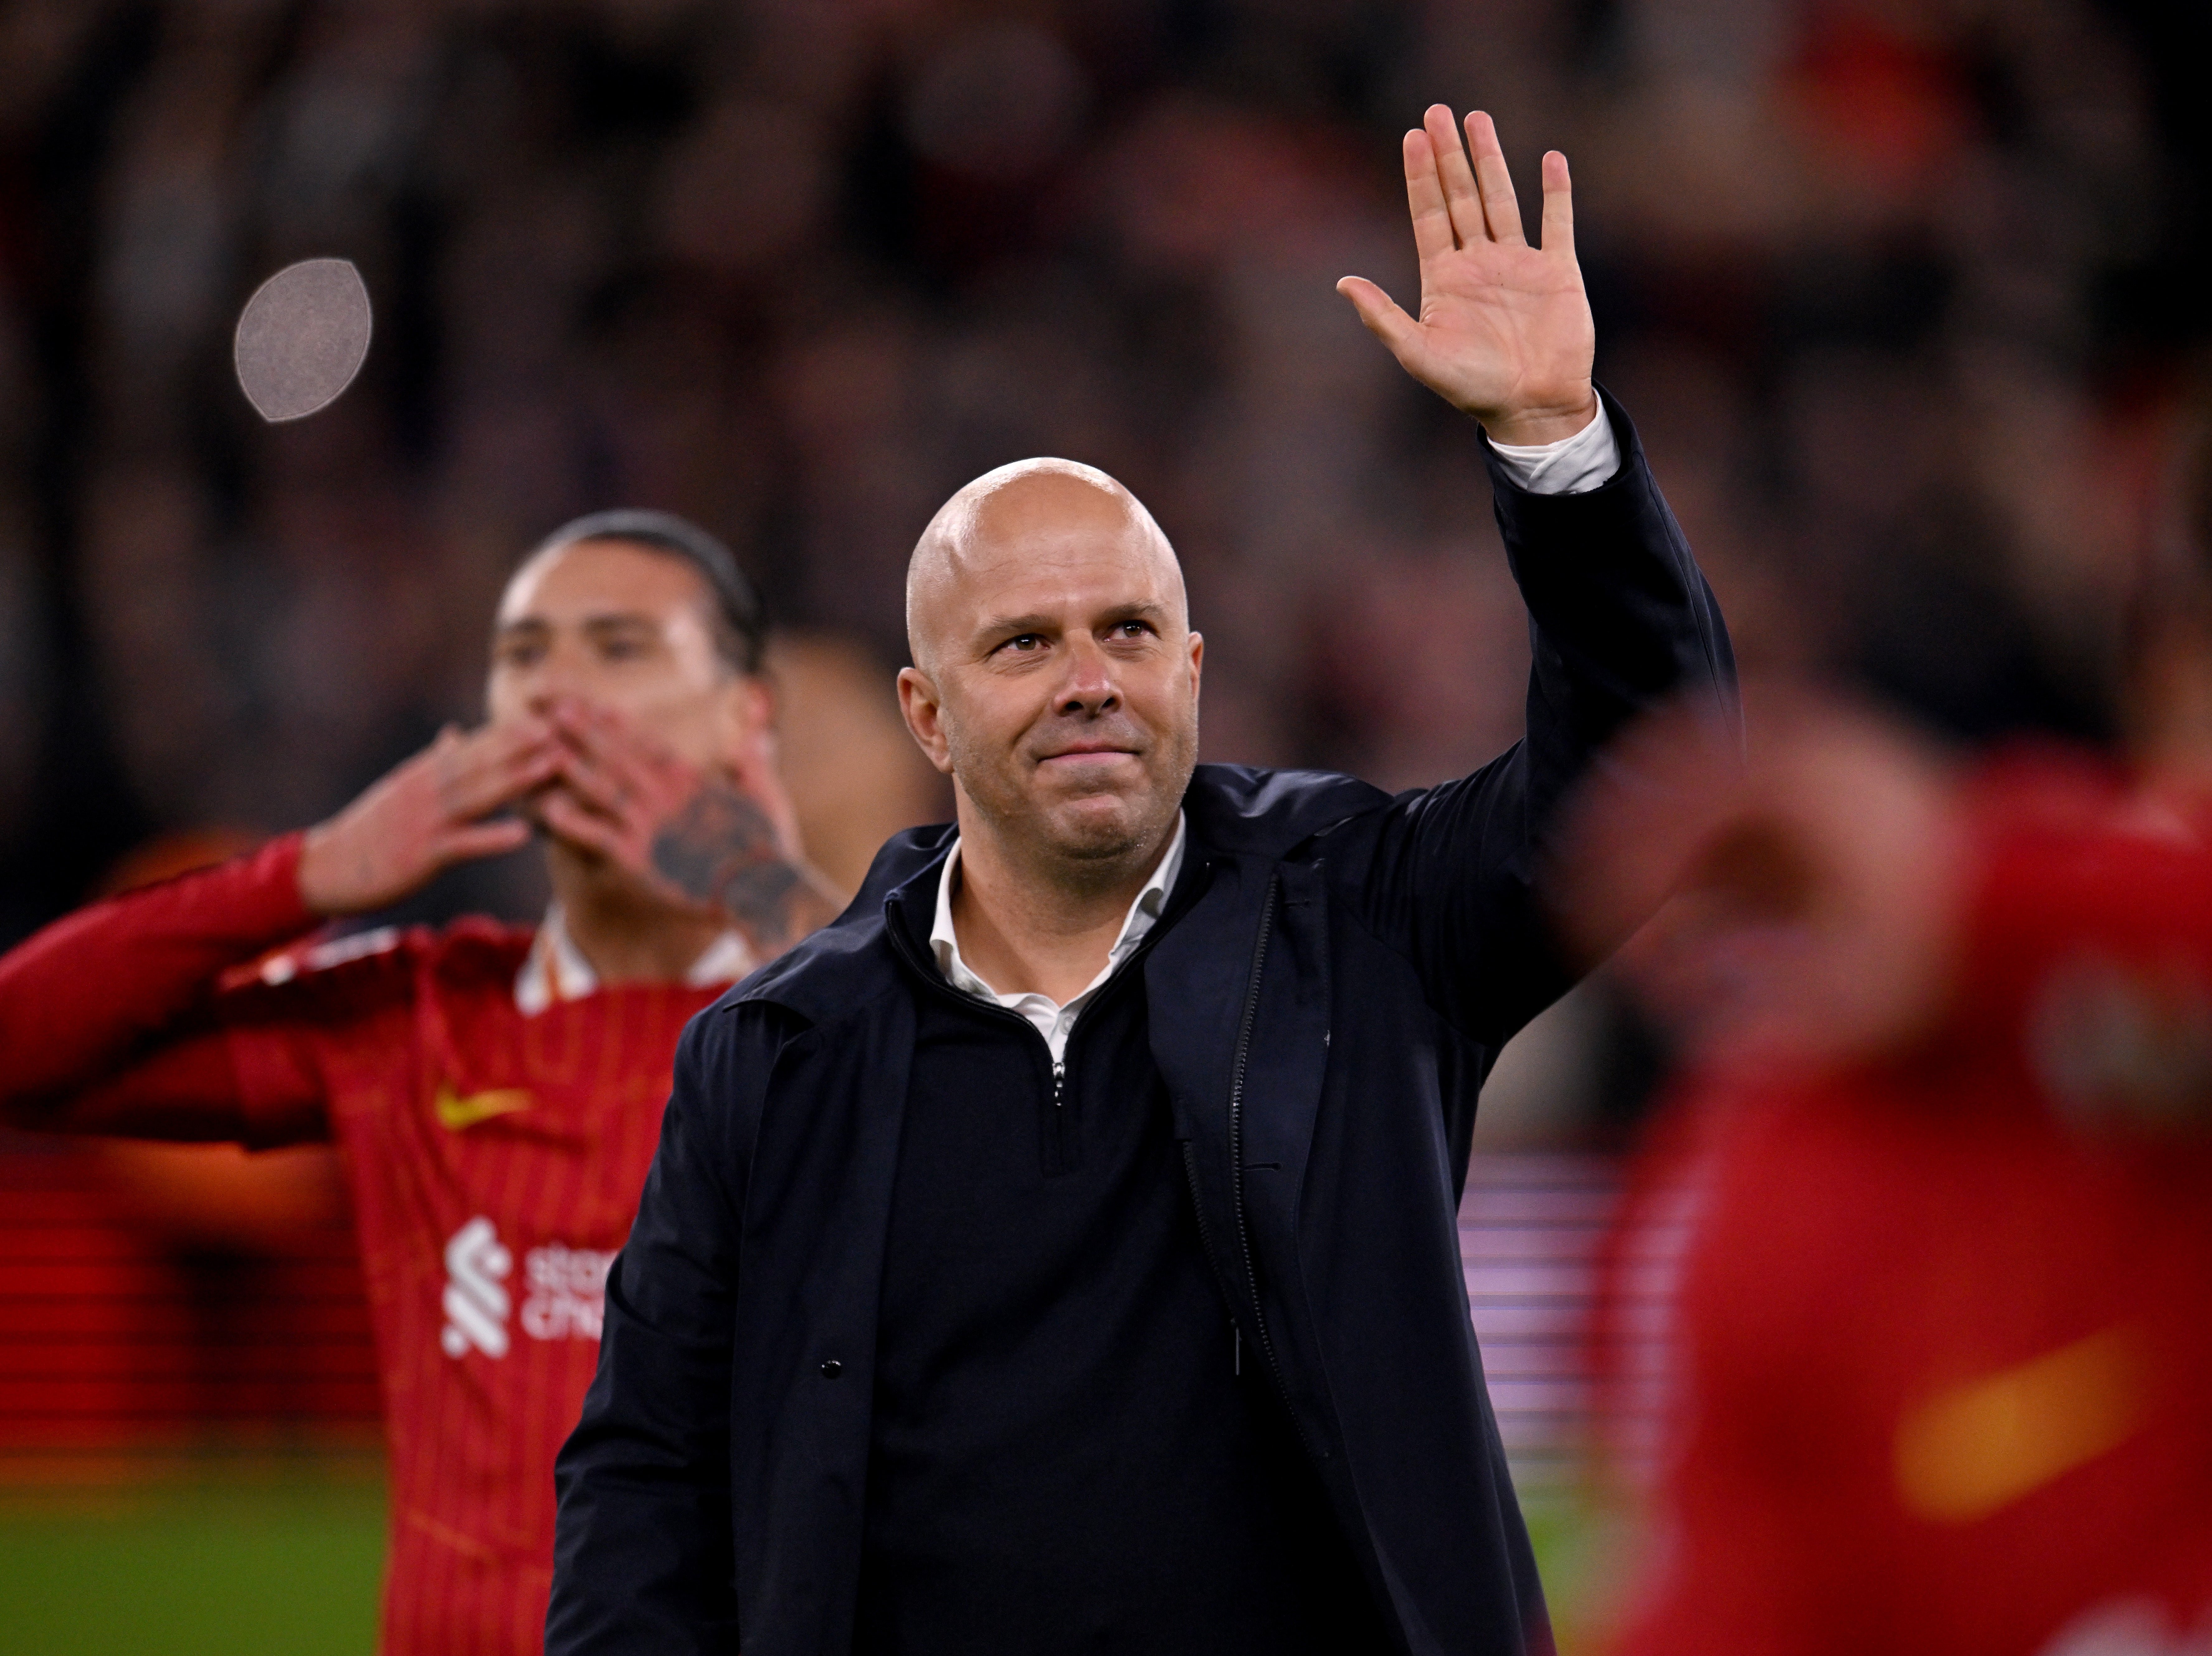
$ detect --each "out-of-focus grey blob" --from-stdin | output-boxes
[233,257,372,423]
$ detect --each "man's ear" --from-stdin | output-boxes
[897,667,956,776]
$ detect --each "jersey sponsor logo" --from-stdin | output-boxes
[439,1218,615,1359]
[440,1217,513,1359]
[433,1084,534,1132]
[521,1241,614,1342]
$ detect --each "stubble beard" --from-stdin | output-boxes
[949,719,1197,899]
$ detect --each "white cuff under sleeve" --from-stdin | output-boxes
[1486,403,1620,496]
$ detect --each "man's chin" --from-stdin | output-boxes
[1037,794,1166,864]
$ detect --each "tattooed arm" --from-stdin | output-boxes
[535,699,844,963]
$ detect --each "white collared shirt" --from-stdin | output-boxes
[930,814,1187,1065]
[513,904,756,1015]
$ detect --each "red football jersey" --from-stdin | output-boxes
[0,835,726,1655]
[1599,767,2212,1656]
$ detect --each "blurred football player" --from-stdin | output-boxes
[1563,691,2212,1656]
[0,510,843,1655]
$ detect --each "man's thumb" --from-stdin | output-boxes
[1335,276,1420,357]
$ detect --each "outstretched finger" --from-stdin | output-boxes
[1423,105,1484,248]
[441,723,559,821]
[1464,111,1525,248]
[535,790,627,861]
[1401,129,1455,262]
[1336,276,1423,361]
[557,705,656,798]
[1538,149,1575,259]
[547,740,631,826]
[432,818,533,866]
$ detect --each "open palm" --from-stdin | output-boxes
[1340,107,1596,446]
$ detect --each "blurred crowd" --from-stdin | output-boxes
[0,0,2198,955]
[0,6,2205,1647]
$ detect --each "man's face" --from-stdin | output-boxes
[486,537,762,787]
[900,477,1201,869]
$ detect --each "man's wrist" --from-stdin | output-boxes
[1486,396,1620,497]
[296,823,375,917]
[1478,391,1600,449]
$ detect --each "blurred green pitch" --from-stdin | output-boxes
[0,1459,386,1655]
[0,1462,1619,1653]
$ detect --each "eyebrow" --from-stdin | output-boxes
[975,601,1169,639]
[494,611,665,637]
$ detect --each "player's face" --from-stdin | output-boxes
[901,508,1201,869]
[485,539,763,777]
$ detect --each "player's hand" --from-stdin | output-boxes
[1555,689,1965,1065]
[297,719,561,916]
[535,699,837,956]
[1338,107,1597,446]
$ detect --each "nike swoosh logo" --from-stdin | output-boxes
[1895,1324,2147,1522]
[435,1085,534,1132]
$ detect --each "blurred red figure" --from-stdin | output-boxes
[1566,697,2212,1656]
[0,512,842,1655]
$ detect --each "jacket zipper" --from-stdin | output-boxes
[884,884,1187,1164]
[1225,880,1318,1457]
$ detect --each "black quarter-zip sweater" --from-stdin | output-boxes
[854,868,1390,1654]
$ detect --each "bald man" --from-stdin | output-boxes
[549,108,1736,1656]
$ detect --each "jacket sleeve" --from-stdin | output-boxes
[1341,388,1737,1046]
[0,835,331,1143]
[547,999,781,1655]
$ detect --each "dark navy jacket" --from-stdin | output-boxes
[548,394,1735,1656]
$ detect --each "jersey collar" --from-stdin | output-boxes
[514,904,757,1015]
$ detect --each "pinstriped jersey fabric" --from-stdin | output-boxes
[222,918,723,1656]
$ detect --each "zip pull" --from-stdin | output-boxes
[1052,1061,1065,1108]
[1234,1322,1242,1376]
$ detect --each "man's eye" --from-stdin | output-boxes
[495,641,544,668]
[1004,634,1044,652]
[1113,622,1151,639]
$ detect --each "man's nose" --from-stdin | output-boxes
[1054,637,1121,716]
[520,647,587,716]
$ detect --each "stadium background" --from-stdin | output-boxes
[0,0,2201,1650]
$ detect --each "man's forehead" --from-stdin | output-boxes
[955,537,1174,611]
[498,538,709,623]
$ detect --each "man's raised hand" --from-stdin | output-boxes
[297,719,559,915]
[1338,107,1597,446]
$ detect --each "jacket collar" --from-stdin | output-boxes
[727,764,1389,1028]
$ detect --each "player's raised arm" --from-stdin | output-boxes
[1336,106,1596,445]
[0,717,560,1138]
